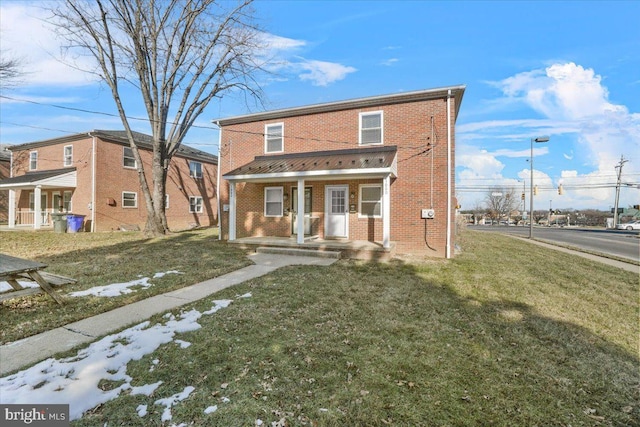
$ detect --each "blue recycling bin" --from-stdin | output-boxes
[66,214,86,233]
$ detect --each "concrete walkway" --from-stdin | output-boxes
[0,252,337,376]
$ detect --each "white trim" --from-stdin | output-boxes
[359,111,384,146]
[63,190,73,213]
[229,183,236,240]
[189,196,203,213]
[189,160,203,179]
[225,166,394,182]
[264,186,284,217]
[446,90,452,259]
[8,189,16,228]
[90,134,96,231]
[123,146,137,169]
[264,122,284,154]
[383,175,391,249]
[63,145,73,167]
[324,185,349,238]
[296,179,305,244]
[358,183,382,219]
[122,191,138,208]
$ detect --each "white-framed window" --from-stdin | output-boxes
[29,151,38,170]
[359,184,382,218]
[122,191,138,208]
[189,161,202,179]
[264,186,283,217]
[63,190,72,212]
[265,123,284,153]
[359,111,383,145]
[189,196,203,213]
[63,145,73,167]
[123,147,137,169]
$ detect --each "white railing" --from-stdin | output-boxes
[16,209,52,226]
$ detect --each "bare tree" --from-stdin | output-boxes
[484,187,519,224]
[0,51,23,87]
[48,0,265,236]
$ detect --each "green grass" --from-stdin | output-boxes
[0,227,252,343]
[59,230,637,426]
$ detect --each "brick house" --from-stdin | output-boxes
[0,130,218,232]
[0,147,10,223]
[216,86,465,258]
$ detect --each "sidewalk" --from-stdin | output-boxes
[0,252,337,376]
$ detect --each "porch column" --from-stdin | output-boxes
[8,189,16,228]
[383,175,391,249]
[229,182,236,241]
[34,185,42,230]
[296,178,305,244]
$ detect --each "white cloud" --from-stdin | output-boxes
[297,59,357,86]
[458,62,640,210]
[381,58,399,66]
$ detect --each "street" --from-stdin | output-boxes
[468,225,640,263]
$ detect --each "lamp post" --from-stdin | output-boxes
[529,136,550,238]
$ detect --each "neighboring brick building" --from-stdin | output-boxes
[216,86,465,258]
[0,130,217,232]
[0,147,10,224]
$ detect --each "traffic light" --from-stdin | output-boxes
[558,184,564,195]
[533,185,538,195]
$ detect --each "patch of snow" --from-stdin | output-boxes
[0,280,39,293]
[68,270,183,297]
[136,404,148,417]
[204,405,218,414]
[237,292,252,298]
[221,396,231,403]
[174,340,191,349]
[0,300,232,421]
[154,385,195,422]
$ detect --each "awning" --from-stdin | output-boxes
[0,168,77,190]
[224,146,397,183]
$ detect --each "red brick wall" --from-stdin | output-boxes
[10,137,217,232]
[219,96,458,257]
[0,159,10,222]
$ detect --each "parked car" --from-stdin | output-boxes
[617,220,640,230]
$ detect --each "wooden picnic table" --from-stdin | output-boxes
[0,253,71,305]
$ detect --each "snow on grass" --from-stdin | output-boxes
[0,280,40,293]
[154,385,195,422]
[68,270,183,297]
[0,299,232,421]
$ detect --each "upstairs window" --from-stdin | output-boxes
[63,145,73,167]
[123,147,137,169]
[29,151,38,170]
[189,161,203,179]
[359,111,383,145]
[265,123,284,153]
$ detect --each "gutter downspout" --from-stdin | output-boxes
[89,132,97,232]
[446,90,452,259]
[214,121,222,240]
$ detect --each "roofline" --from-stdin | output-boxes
[214,85,466,126]
[224,168,395,183]
[6,130,217,164]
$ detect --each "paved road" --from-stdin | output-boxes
[468,225,640,262]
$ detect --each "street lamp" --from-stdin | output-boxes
[529,136,550,238]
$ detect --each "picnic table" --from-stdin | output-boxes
[0,254,75,305]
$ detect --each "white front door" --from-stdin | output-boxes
[325,185,348,238]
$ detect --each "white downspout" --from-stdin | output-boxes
[214,121,222,240]
[90,132,97,232]
[446,90,452,259]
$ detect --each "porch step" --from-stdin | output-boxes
[255,246,341,259]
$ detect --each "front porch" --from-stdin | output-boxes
[229,236,396,261]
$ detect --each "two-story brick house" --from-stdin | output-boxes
[216,85,465,258]
[0,130,218,232]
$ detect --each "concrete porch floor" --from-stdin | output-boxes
[229,236,396,261]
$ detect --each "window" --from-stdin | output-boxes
[189,196,203,213]
[29,151,38,170]
[122,191,138,208]
[63,191,72,212]
[189,161,202,179]
[359,184,382,218]
[123,147,137,168]
[359,111,383,145]
[265,123,284,153]
[264,187,283,217]
[63,145,73,167]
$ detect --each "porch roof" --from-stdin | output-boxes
[223,146,397,183]
[0,168,77,190]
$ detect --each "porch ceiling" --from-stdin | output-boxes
[224,146,397,183]
[0,168,77,190]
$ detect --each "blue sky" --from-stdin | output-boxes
[1,0,639,211]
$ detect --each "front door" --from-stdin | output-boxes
[325,185,348,238]
[292,187,312,235]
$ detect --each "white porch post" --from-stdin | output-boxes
[296,178,305,244]
[383,175,391,249]
[229,182,236,241]
[34,185,42,230]
[8,189,16,228]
